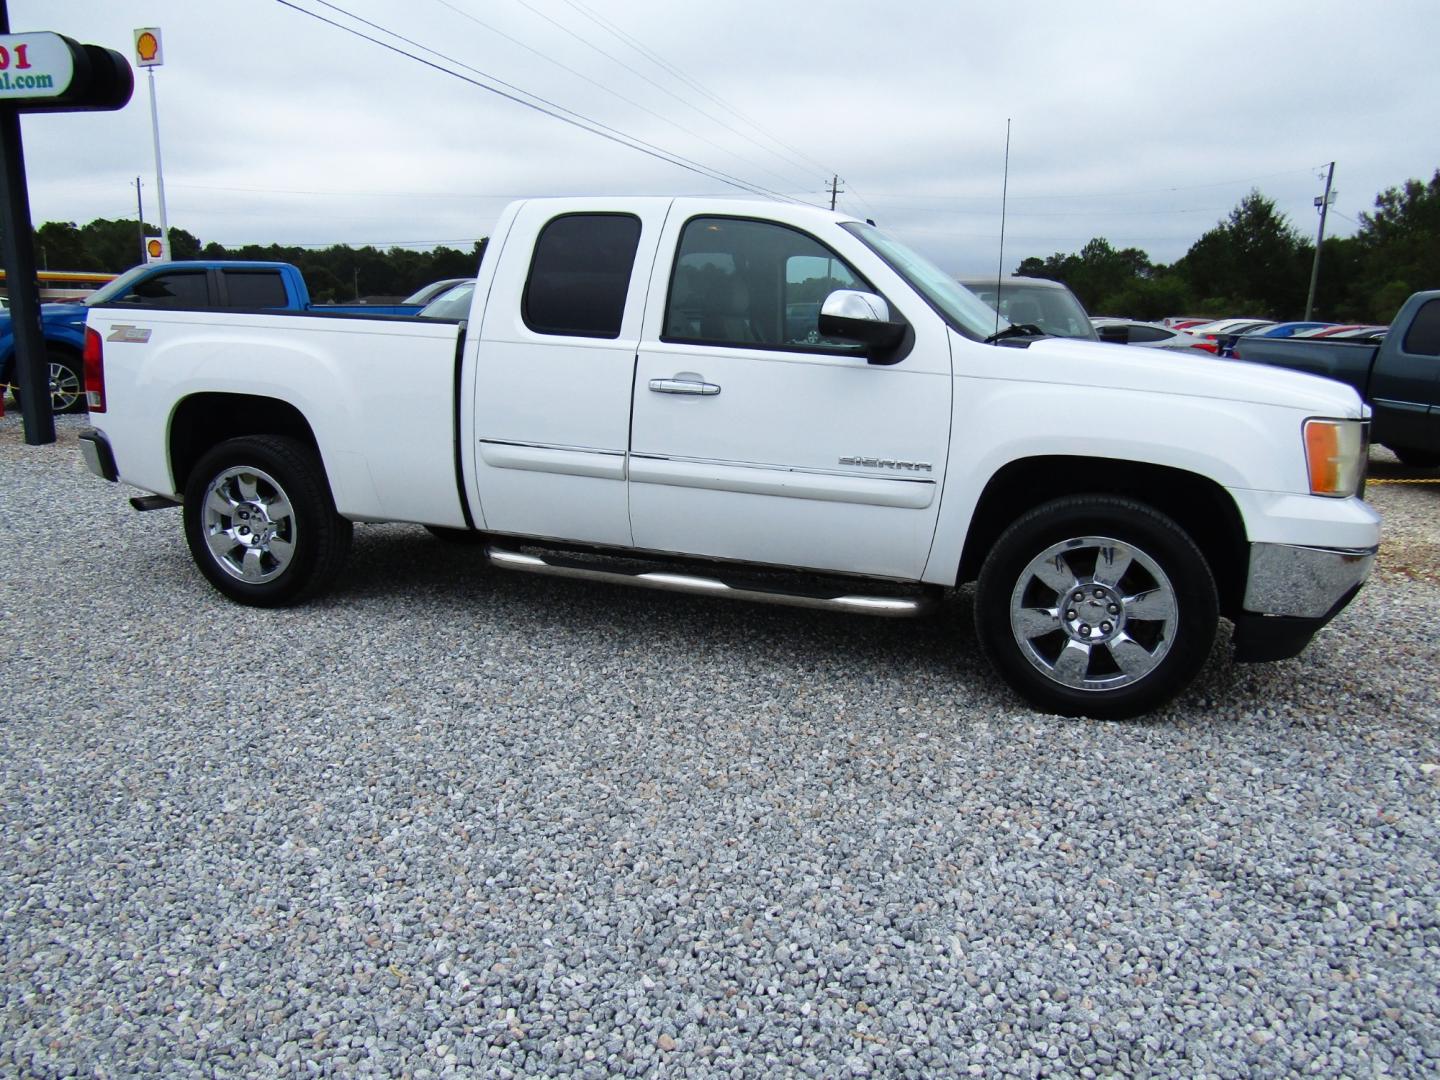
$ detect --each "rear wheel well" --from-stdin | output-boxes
[169,393,319,492]
[957,456,1249,614]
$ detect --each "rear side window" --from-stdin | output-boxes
[1401,298,1440,357]
[115,270,209,308]
[523,214,641,338]
[223,271,289,309]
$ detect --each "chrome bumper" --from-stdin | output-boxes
[1244,542,1377,619]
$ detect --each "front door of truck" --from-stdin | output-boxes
[629,213,952,579]
[469,201,666,546]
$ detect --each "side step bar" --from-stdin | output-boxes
[485,544,936,618]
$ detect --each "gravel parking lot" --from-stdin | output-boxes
[2,415,1438,1078]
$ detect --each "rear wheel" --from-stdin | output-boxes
[8,350,87,414]
[974,495,1218,719]
[183,436,352,607]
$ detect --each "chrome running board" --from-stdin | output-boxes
[485,545,935,618]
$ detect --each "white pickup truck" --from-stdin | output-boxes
[79,197,1379,718]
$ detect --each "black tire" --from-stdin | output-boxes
[425,524,486,544]
[974,495,1218,719]
[1390,446,1440,469]
[8,350,87,414]
[183,435,352,607]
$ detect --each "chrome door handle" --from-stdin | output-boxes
[649,376,720,396]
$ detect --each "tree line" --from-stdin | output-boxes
[1012,169,1440,323]
[27,167,1440,318]
[32,219,485,302]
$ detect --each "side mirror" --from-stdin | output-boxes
[818,290,906,359]
[1097,324,1130,345]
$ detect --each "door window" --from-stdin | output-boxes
[222,270,289,309]
[663,217,874,354]
[522,213,642,339]
[114,270,210,308]
[1402,298,1440,357]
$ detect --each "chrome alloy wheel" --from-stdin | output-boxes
[1008,535,1178,692]
[200,466,297,583]
[49,360,84,412]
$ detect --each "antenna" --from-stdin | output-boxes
[994,118,1012,337]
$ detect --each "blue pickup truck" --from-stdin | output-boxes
[0,261,429,413]
[1231,290,1440,467]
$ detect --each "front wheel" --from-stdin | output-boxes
[1391,445,1440,469]
[183,436,352,607]
[974,496,1218,719]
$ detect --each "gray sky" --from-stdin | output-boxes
[13,0,1440,275]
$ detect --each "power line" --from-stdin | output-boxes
[274,0,805,205]
[554,0,837,184]
[498,0,818,195]
[424,0,812,197]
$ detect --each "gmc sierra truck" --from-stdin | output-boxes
[78,198,1379,718]
[1230,291,1440,467]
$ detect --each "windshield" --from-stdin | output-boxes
[957,279,1099,341]
[85,264,162,306]
[418,281,475,320]
[840,222,1002,340]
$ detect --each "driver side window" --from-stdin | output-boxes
[663,217,871,354]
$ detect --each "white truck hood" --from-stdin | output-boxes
[988,337,1365,418]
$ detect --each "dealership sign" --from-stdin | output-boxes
[0,33,74,101]
[0,33,132,113]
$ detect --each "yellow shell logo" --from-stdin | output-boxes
[136,32,159,63]
[146,239,164,258]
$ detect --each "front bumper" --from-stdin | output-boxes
[1233,541,1377,662]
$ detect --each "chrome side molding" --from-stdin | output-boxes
[485,545,934,618]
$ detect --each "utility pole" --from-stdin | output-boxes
[829,174,844,211]
[132,176,145,264]
[1304,162,1335,322]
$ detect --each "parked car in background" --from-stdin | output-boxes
[401,277,472,307]
[1247,321,1334,338]
[1186,318,1278,355]
[1324,325,1389,343]
[416,280,476,319]
[1232,291,1439,466]
[1090,318,1208,351]
[1161,316,1213,329]
[956,276,1099,341]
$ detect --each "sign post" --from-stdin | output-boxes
[135,28,168,263]
[0,1,133,444]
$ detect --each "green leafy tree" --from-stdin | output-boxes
[1173,191,1305,317]
[1349,169,1440,320]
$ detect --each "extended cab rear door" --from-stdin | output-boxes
[468,199,667,546]
[629,206,953,579]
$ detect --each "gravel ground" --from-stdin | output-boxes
[2,415,1437,1079]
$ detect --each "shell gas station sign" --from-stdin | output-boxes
[134,28,162,68]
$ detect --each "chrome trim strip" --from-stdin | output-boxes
[627,454,934,508]
[478,440,626,480]
[1244,542,1377,618]
[486,546,933,618]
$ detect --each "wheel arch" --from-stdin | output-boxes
[169,393,320,493]
[956,456,1250,615]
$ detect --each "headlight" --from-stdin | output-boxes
[1304,418,1367,498]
